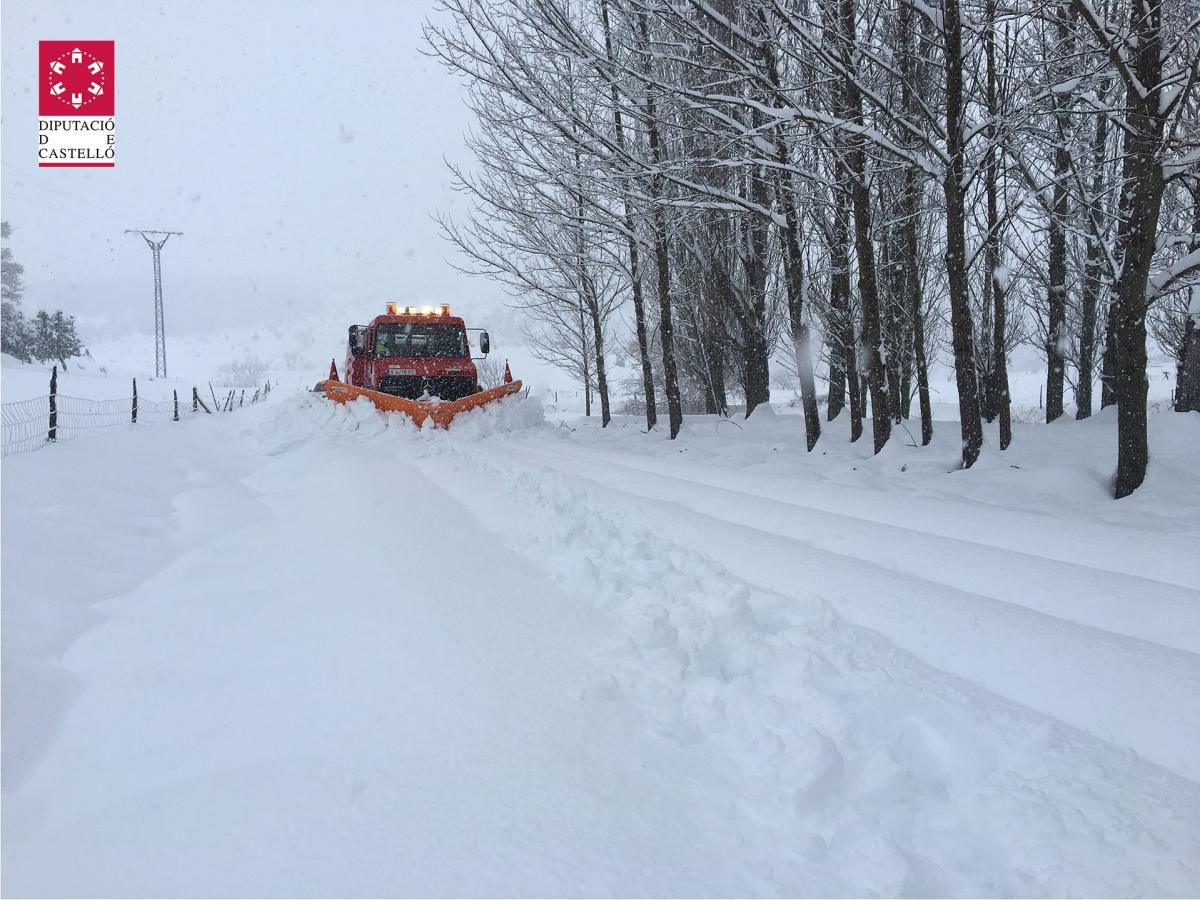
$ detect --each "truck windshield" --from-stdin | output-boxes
[375,323,466,359]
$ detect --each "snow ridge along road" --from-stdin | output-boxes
[477,438,1200,781]
[3,393,1198,896]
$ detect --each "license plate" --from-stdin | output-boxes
[387,367,416,376]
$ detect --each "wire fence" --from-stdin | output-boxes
[2,394,192,456]
[2,368,272,458]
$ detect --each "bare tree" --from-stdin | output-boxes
[1070,0,1200,495]
[424,0,1199,497]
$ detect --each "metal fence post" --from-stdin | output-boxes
[173,389,179,421]
[48,365,58,443]
[132,378,138,424]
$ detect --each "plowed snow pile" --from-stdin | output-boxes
[3,391,1197,897]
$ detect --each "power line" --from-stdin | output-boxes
[126,229,183,378]
[2,161,132,222]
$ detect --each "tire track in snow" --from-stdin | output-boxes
[515,434,1198,589]
[508,440,1200,654]
[484,438,1200,784]
[414,433,1200,897]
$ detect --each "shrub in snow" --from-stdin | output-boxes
[218,355,270,387]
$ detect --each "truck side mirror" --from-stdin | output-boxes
[479,330,490,356]
[348,325,363,357]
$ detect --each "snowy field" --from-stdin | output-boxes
[3,378,1198,896]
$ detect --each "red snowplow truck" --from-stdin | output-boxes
[320,303,522,428]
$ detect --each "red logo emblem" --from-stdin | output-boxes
[39,41,114,116]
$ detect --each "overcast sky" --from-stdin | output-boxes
[1,0,497,339]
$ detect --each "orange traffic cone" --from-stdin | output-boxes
[329,359,339,381]
[503,360,513,384]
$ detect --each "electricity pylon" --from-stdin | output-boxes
[126,229,182,378]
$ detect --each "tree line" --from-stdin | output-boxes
[426,0,1199,498]
[1,222,88,369]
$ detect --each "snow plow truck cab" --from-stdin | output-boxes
[347,303,482,401]
[319,303,522,429]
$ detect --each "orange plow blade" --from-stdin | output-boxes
[322,379,523,429]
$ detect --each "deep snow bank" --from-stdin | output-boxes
[4,390,1197,896]
[416,419,1200,896]
[1,412,267,790]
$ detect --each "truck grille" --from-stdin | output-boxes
[378,375,475,401]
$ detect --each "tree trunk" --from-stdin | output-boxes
[742,172,773,418]
[832,195,863,441]
[848,139,891,453]
[1045,2,1072,423]
[882,230,905,423]
[629,245,658,428]
[992,272,1012,450]
[1179,307,1200,413]
[1076,88,1110,420]
[898,0,932,445]
[742,323,771,417]
[977,265,996,423]
[1100,299,1118,407]
[780,213,821,449]
[651,224,682,437]
[1077,264,1099,419]
[578,298,593,417]
[942,0,984,467]
[638,12,682,437]
[827,204,850,423]
[839,0,889,453]
[702,287,729,415]
[885,345,903,422]
[1178,196,1200,413]
[587,294,611,427]
[827,345,846,421]
[1113,303,1148,497]
[762,33,820,446]
[692,296,725,416]
[600,0,657,431]
[572,154,610,428]
[984,0,1010,448]
[1093,0,1166,497]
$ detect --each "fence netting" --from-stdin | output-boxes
[2,394,201,457]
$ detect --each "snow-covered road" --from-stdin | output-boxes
[3,406,767,896]
[3,393,1199,896]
